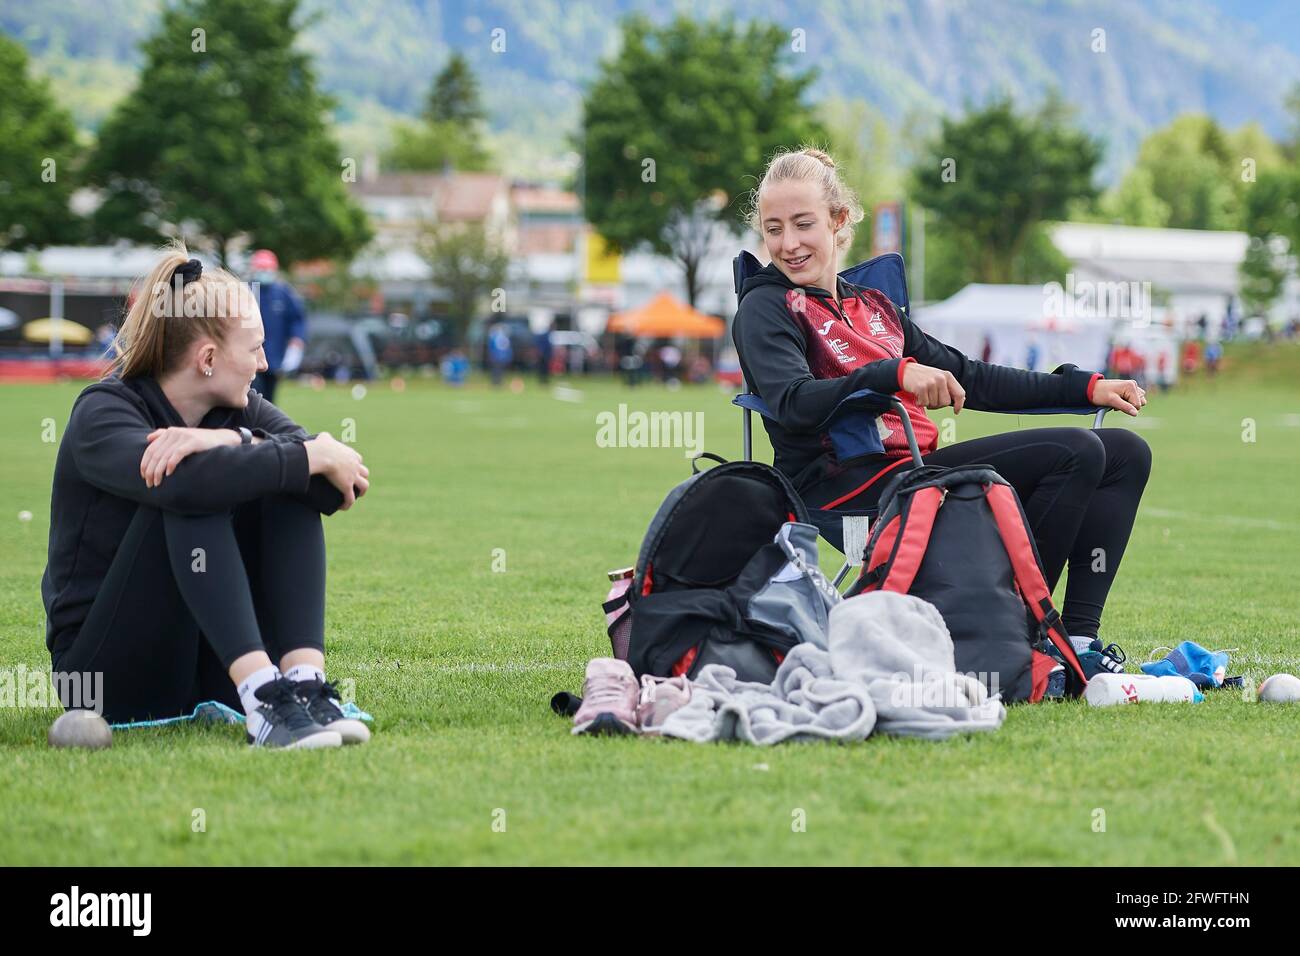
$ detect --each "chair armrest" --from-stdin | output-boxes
[733,389,922,465]
[990,406,1110,428]
[733,392,775,417]
[731,388,896,425]
[733,393,1106,464]
[813,388,898,430]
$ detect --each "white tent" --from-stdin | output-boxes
[914,284,1112,375]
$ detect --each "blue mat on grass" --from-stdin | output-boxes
[109,699,373,730]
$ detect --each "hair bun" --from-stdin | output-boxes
[802,148,836,169]
[172,258,203,285]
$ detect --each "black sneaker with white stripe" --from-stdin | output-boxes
[247,677,342,749]
[293,678,371,744]
[1076,639,1128,679]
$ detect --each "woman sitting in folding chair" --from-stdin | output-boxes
[733,146,1151,675]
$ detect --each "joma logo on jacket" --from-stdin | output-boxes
[786,285,934,459]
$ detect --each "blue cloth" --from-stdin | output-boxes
[1140,641,1229,689]
[255,280,307,371]
[442,353,470,385]
[109,699,373,730]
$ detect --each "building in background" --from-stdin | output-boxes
[1049,223,1257,336]
[348,168,516,319]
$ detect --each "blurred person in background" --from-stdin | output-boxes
[660,343,682,384]
[249,249,306,403]
[1205,339,1222,375]
[487,323,513,386]
[536,323,554,384]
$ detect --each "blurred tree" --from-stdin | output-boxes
[417,220,509,343]
[917,221,1074,303]
[1236,90,1298,315]
[386,123,492,173]
[1106,114,1285,231]
[1283,81,1300,162]
[914,223,969,303]
[1093,166,1173,227]
[1136,115,1236,229]
[0,35,84,250]
[87,0,371,267]
[581,14,823,307]
[1240,167,1300,314]
[386,51,492,172]
[821,96,903,266]
[1228,122,1286,179]
[306,262,377,315]
[909,94,1100,286]
[423,51,486,127]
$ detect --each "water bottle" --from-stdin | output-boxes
[1084,673,1203,707]
[603,567,635,660]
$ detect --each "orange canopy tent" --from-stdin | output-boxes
[606,292,725,338]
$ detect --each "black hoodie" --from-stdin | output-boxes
[732,262,1101,486]
[40,376,343,660]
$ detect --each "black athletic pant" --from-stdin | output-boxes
[805,427,1152,641]
[52,494,326,723]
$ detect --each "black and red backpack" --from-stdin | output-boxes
[845,463,1089,703]
[607,454,812,683]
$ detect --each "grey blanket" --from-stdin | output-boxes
[660,591,1006,744]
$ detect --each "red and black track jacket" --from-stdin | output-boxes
[732,262,1102,491]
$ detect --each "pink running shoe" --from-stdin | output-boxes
[572,658,639,736]
[636,674,692,734]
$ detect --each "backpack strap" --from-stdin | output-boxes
[843,484,936,597]
[878,486,945,594]
[853,513,902,594]
[983,483,1088,690]
[690,452,729,474]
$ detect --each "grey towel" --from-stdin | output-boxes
[829,592,1006,740]
[658,642,876,744]
[660,591,1004,744]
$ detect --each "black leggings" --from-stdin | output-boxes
[805,427,1152,641]
[52,494,326,723]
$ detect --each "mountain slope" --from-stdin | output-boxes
[3,0,1296,180]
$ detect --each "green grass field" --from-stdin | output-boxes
[2,344,1299,865]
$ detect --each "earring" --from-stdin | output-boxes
[203,367,213,377]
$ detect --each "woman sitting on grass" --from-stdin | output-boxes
[42,242,371,748]
[733,147,1152,677]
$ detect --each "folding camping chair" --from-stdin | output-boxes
[730,249,1109,587]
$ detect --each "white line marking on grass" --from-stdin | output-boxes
[1202,809,1237,865]
[1280,414,1300,427]
[1145,508,1298,532]
[1125,417,1162,429]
